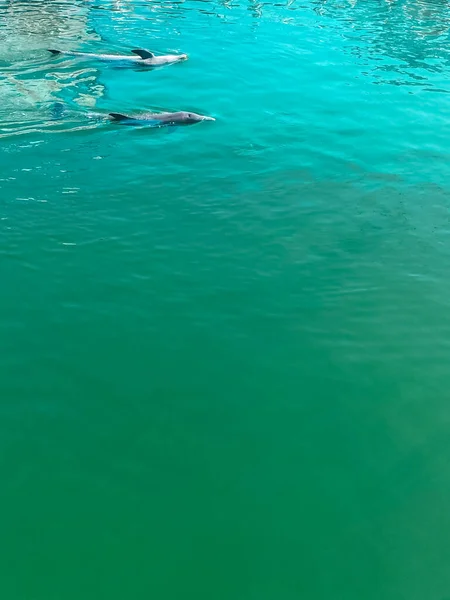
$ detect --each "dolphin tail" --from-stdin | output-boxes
[109,112,132,121]
[48,49,62,55]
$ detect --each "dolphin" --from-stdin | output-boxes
[109,111,215,126]
[48,48,188,67]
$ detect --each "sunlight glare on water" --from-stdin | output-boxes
[2,1,450,599]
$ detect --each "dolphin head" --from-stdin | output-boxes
[139,52,189,66]
[163,53,188,64]
[173,111,215,125]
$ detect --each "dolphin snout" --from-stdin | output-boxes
[179,53,188,60]
[201,116,215,121]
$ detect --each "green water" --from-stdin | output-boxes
[2,0,450,598]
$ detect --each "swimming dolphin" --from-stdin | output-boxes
[48,48,188,67]
[109,111,215,126]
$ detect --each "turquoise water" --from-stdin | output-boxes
[2,0,450,598]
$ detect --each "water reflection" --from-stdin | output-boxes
[309,0,450,87]
[0,0,94,53]
[0,0,104,134]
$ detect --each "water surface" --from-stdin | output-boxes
[1,1,450,599]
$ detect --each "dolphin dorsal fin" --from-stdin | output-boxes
[132,49,155,59]
[109,112,131,121]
